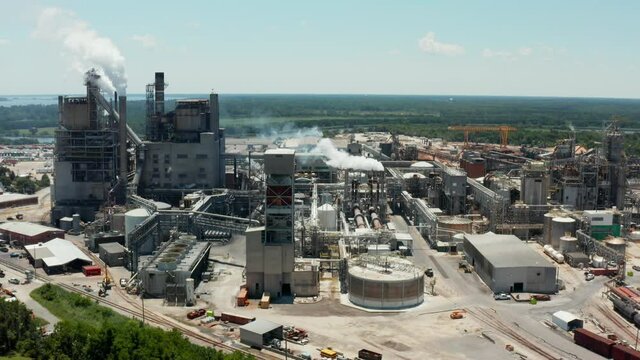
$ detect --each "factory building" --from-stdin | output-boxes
[239,319,283,349]
[0,222,65,246]
[246,149,296,299]
[139,234,210,305]
[463,232,557,294]
[51,69,132,225]
[137,72,225,204]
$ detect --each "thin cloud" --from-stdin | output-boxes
[0,38,9,45]
[418,32,464,56]
[131,34,157,49]
[483,46,534,60]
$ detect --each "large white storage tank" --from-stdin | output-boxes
[558,236,579,253]
[551,217,575,249]
[605,237,626,254]
[317,203,337,231]
[125,208,150,247]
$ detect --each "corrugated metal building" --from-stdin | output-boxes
[24,238,92,274]
[464,232,557,294]
[0,222,65,246]
[239,319,283,349]
[98,242,126,267]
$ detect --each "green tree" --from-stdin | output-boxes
[13,177,37,194]
[39,174,51,187]
[0,300,41,356]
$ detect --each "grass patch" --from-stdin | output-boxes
[30,284,129,329]
[0,354,32,359]
[32,317,48,328]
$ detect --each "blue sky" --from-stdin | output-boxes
[1,0,639,97]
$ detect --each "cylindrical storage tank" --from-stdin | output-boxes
[629,231,640,241]
[438,216,472,234]
[543,212,556,245]
[348,257,424,309]
[551,217,575,249]
[317,203,337,231]
[551,250,565,264]
[592,255,605,268]
[72,214,81,232]
[558,236,579,253]
[543,244,554,254]
[185,278,195,306]
[112,213,125,232]
[125,208,150,247]
[605,237,626,254]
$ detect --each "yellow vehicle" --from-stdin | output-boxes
[320,348,337,359]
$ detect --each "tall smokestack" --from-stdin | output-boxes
[155,72,164,115]
[118,95,128,188]
[209,93,219,136]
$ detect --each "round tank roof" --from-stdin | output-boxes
[402,172,426,179]
[125,208,150,217]
[318,203,335,211]
[605,238,625,245]
[552,217,575,223]
[348,256,420,281]
[411,161,434,168]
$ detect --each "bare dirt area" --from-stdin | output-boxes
[0,186,51,223]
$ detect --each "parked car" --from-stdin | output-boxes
[585,273,595,281]
[531,294,551,301]
[424,268,434,277]
[494,293,510,300]
[187,308,207,320]
[8,278,19,285]
[633,265,640,272]
[0,246,8,253]
[9,252,20,258]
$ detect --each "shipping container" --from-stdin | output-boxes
[612,344,640,360]
[358,348,383,360]
[259,292,270,309]
[590,268,618,276]
[574,328,615,358]
[81,265,101,277]
[220,312,255,325]
[236,288,248,307]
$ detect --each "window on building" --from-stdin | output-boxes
[177,154,188,159]
[178,173,188,179]
[196,154,208,159]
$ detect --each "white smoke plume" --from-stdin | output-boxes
[33,7,127,94]
[312,138,384,171]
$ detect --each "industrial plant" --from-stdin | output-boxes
[3,69,640,360]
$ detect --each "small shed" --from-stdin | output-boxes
[552,311,583,331]
[239,319,283,349]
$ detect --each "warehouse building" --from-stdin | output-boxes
[239,319,283,349]
[0,222,65,246]
[463,232,557,294]
[24,238,92,274]
[0,192,38,209]
[98,242,126,267]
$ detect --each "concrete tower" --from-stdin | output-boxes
[245,149,295,299]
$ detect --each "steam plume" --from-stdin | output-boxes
[312,139,384,171]
[33,7,127,94]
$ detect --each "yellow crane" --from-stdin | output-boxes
[447,125,517,148]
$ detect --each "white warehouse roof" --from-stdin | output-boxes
[239,319,282,335]
[25,238,92,268]
[0,222,62,237]
[464,232,555,269]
